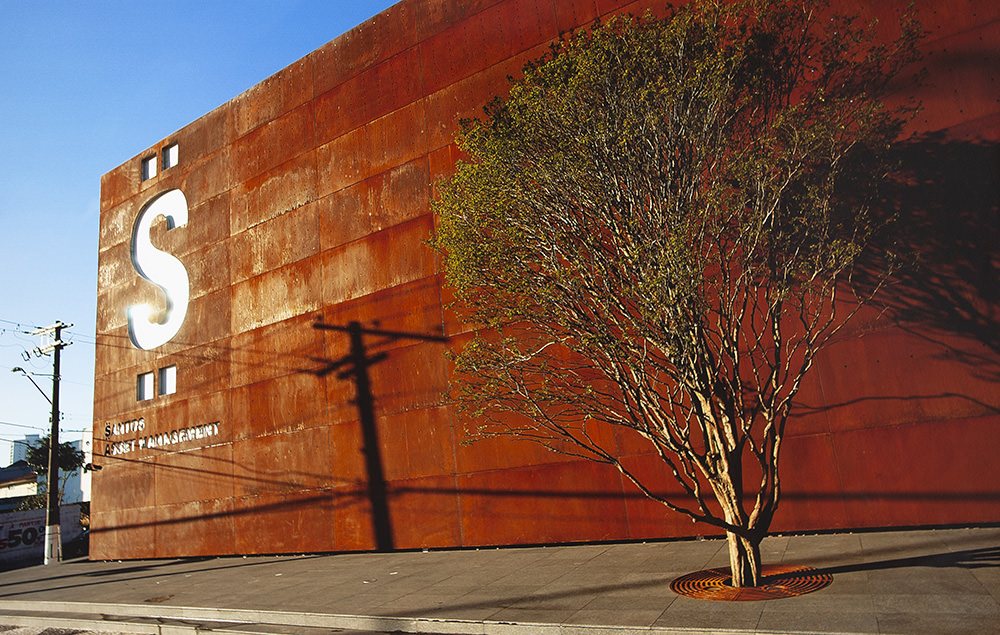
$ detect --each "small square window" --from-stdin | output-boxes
[162,143,178,170]
[136,372,154,401]
[141,155,157,181]
[158,365,177,396]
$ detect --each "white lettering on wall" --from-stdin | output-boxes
[104,421,220,456]
[127,189,190,350]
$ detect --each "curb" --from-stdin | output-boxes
[0,600,860,635]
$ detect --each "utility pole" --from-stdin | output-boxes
[30,321,72,565]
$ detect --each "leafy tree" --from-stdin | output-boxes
[433,0,921,587]
[24,435,85,476]
[17,435,85,510]
[14,492,48,512]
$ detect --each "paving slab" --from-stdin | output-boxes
[0,526,995,634]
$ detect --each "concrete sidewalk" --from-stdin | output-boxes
[0,526,996,634]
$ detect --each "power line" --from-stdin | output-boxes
[7,419,90,434]
[0,318,40,332]
[0,425,90,433]
[0,421,47,430]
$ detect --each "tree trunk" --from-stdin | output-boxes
[726,531,762,587]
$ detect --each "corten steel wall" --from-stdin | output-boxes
[93,0,1000,559]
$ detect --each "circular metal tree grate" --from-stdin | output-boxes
[670,564,832,601]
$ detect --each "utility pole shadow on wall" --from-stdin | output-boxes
[312,320,447,552]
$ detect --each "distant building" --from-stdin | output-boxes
[9,434,39,465]
[60,433,93,505]
[0,460,38,513]
[6,433,92,505]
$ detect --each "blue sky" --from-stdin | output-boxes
[0,1,398,463]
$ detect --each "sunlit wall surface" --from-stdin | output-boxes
[93,0,1000,559]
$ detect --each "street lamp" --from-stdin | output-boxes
[11,367,52,404]
[11,365,60,565]
[11,320,70,565]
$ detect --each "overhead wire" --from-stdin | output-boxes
[1,321,93,451]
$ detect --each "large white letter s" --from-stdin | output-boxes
[127,189,190,350]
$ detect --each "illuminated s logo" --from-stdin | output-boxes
[127,189,190,350]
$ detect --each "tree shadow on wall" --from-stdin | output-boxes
[866,135,1000,374]
[792,136,1000,427]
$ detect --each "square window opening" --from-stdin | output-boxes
[141,155,157,181]
[136,371,154,401]
[158,365,177,396]
[162,143,178,170]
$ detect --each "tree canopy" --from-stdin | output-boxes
[24,435,85,477]
[433,0,921,586]
[17,435,86,511]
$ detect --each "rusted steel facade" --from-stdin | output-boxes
[93,0,1000,559]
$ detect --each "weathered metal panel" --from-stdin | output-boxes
[233,428,334,498]
[387,473,464,548]
[233,489,336,554]
[320,217,438,307]
[318,157,431,250]
[230,202,320,285]
[153,499,237,558]
[833,416,1000,527]
[315,46,424,146]
[312,3,419,96]
[317,101,428,195]
[229,311,326,390]
[231,370,329,441]
[457,460,630,546]
[232,102,315,185]
[231,151,318,236]
[232,58,314,139]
